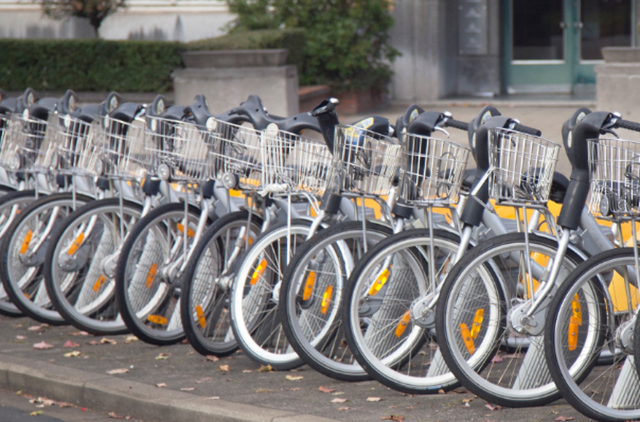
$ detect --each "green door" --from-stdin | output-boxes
[505,0,634,94]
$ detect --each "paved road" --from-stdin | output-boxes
[0,316,590,422]
[0,387,139,421]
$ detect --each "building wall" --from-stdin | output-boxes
[0,0,233,41]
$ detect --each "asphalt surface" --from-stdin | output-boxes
[0,316,591,422]
[0,387,139,421]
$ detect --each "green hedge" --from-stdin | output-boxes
[0,29,306,92]
[0,39,185,92]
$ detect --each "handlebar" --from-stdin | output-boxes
[444,118,468,132]
[615,119,640,133]
[512,123,541,136]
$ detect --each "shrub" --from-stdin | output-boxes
[226,0,399,91]
[0,39,184,92]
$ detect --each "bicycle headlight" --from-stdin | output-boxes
[222,173,239,190]
[158,163,171,181]
[95,158,104,176]
[599,194,611,216]
[206,117,218,132]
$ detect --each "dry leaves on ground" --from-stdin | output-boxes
[30,410,43,416]
[156,383,167,388]
[155,353,171,360]
[33,341,54,350]
[554,417,575,421]
[108,411,130,419]
[16,335,26,340]
[124,336,138,343]
[285,375,303,381]
[205,355,219,362]
[106,368,129,375]
[382,416,404,422]
[100,338,117,345]
[28,324,49,332]
[256,388,274,393]
[180,387,195,391]
[62,340,79,348]
[219,364,230,372]
[69,331,89,336]
[485,403,502,411]
[195,377,211,384]
[339,407,350,411]
[242,369,253,373]
[319,386,336,393]
[88,340,99,346]
[331,398,348,403]
[367,397,382,402]
[63,351,81,358]
[204,396,220,400]
[258,364,273,372]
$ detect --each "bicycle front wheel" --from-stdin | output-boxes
[436,232,584,407]
[546,248,639,422]
[280,220,392,381]
[0,192,93,324]
[44,198,143,334]
[115,202,208,345]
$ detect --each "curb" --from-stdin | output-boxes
[0,354,341,422]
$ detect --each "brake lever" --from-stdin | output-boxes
[434,126,450,138]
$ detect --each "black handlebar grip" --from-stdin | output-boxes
[616,119,640,133]
[513,124,542,137]
[444,119,468,132]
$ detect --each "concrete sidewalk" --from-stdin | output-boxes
[0,317,589,422]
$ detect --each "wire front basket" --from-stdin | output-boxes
[55,116,101,177]
[331,125,402,197]
[208,119,263,191]
[0,113,57,173]
[399,134,471,206]
[487,127,559,205]
[588,138,640,220]
[0,115,10,149]
[146,118,213,182]
[261,130,333,196]
[97,116,151,180]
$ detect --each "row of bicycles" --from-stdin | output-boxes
[0,87,639,421]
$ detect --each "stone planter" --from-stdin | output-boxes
[182,49,288,69]
[173,49,298,117]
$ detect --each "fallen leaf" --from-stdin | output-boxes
[285,375,303,381]
[180,387,195,391]
[124,336,138,343]
[331,398,348,403]
[332,392,345,395]
[57,402,73,408]
[319,386,336,393]
[16,390,22,395]
[219,364,230,372]
[206,355,219,362]
[100,338,117,345]
[28,324,49,332]
[106,368,129,375]
[438,389,445,394]
[242,369,253,373]
[88,340,99,346]
[155,353,171,360]
[367,397,382,402]
[283,387,301,391]
[339,407,350,411]
[485,403,502,411]
[382,416,404,422]
[70,331,89,336]
[30,410,43,416]
[258,364,273,372]
[195,377,211,384]
[491,355,504,363]
[16,335,26,340]
[62,340,79,348]
[63,351,81,358]
[156,383,167,388]
[204,396,220,400]
[554,418,575,421]
[33,341,54,350]
[187,351,195,355]
[256,388,274,393]
[108,412,126,419]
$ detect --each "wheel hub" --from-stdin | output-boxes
[410,293,436,329]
